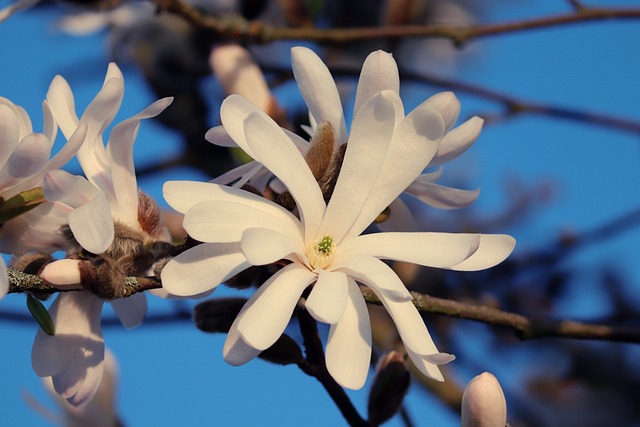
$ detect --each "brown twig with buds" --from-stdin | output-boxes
[155,0,640,46]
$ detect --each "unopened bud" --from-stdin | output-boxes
[461,372,507,427]
[194,298,247,333]
[367,351,410,426]
[258,334,304,366]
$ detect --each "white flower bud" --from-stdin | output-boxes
[461,372,507,427]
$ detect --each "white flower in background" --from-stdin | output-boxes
[32,63,172,406]
[0,0,41,23]
[206,47,482,231]
[162,72,515,388]
[461,372,507,427]
[0,95,86,253]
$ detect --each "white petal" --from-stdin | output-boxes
[344,103,445,240]
[0,103,22,168]
[320,91,397,244]
[326,279,371,389]
[431,116,483,166]
[353,50,400,117]
[291,47,347,144]
[0,257,7,300]
[243,111,325,243]
[211,161,263,187]
[405,181,480,209]
[107,97,172,226]
[111,292,147,329]
[305,269,349,324]
[39,259,82,289]
[163,181,295,221]
[36,122,86,174]
[68,192,114,254]
[376,198,418,233]
[6,132,50,178]
[0,201,71,253]
[375,293,443,365]
[449,234,516,271]
[422,91,460,131]
[205,125,237,147]
[241,227,305,266]
[340,232,482,269]
[32,292,104,378]
[161,242,250,297]
[461,372,507,427]
[44,169,100,208]
[41,100,58,145]
[219,94,265,158]
[223,305,262,366]
[331,254,412,301]
[237,263,316,350]
[183,199,302,244]
[45,75,79,139]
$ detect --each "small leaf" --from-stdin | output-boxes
[27,294,55,336]
[0,187,45,225]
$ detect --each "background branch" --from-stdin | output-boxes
[156,0,640,46]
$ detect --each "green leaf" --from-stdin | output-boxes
[0,187,46,225]
[26,294,55,336]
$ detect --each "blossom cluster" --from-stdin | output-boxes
[0,45,514,410]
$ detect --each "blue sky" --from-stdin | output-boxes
[1,1,639,426]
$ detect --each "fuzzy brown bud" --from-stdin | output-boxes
[79,257,127,300]
[367,351,411,426]
[194,298,247,333]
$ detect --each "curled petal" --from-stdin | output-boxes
[45,74,79,139]
[111,292,147,329]
[161,242,250,297]
[332,254,412,301]
[422,91,460,132]
[68,192,114,255]
[205,125,237,147]
[431,116,483,166]
[0,103,22,168]
[236,263,316,351]
[449,234,516,271]
[223,305,262,366]
[405,181,480,210]
[326,279,371,390]
[306,269,349,325]
[340,232,481,269]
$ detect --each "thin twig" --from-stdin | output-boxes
[156,0,640,46]
[361,287,640,343]
[296,309,368,427]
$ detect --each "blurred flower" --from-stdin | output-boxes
[0,257,7,300]
[32,63,172,407]
[0,0,41,23]
[162,47,515,388]
[40,348,121,427]
[207,47,482,231]
[461,372,507,427]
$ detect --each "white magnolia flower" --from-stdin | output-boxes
[206,47,482,230]
[0,95,86,253]
[32,63,172,406]
[162,76,515,388]
[461,372,507,427]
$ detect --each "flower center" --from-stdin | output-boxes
[307,235,336,270]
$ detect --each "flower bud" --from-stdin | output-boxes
[461,372,507,427]
[367,351,410,426]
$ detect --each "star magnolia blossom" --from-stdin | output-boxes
[162,69,515,388]
[206,47,483,230]
[32,63,172,406]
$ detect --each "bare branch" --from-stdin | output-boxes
[361,287,640,344]
[155,0,640,46]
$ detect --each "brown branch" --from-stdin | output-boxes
[6,268,162,298]
[156,0,640,46]
[361,287,640,344]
